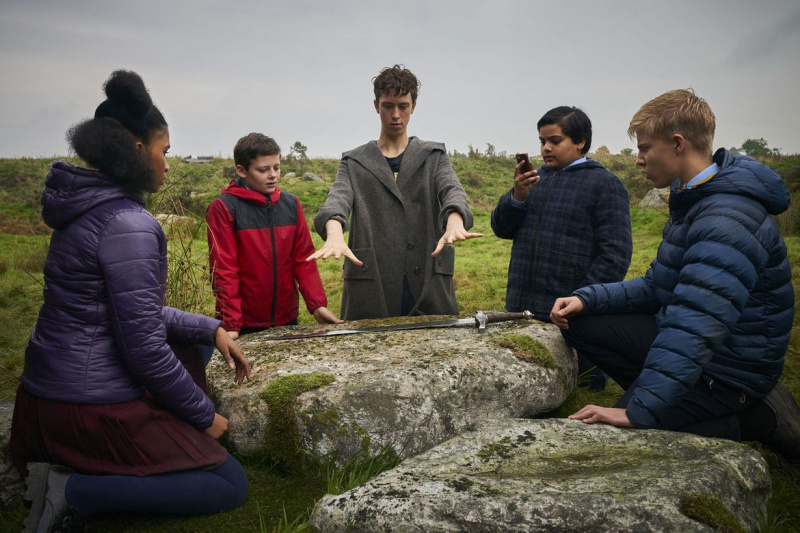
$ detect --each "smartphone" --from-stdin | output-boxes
[515,153,534,174]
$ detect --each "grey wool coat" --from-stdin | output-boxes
[314,137,474,320]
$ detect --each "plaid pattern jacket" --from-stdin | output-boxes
[491,159,632,320]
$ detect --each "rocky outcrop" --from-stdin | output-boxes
[310,418,770,532]
[0,402,24,508]
[207,317,575,465]
[639,188,669,209]
[302,171,324,182]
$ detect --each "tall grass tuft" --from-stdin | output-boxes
[146,164,214,316]
[775,191,799,237]
[324,444,402,496]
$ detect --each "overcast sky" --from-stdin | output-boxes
[2,0,799,159]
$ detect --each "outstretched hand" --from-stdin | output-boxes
[215,327,251,385]
[306,239,362,266]
[431,212,483,257]
[306,219,363,266]
[569,405,633,428]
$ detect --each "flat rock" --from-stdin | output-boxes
[207,318,575,464]
[0,402,24,508]
[310,418,770,532]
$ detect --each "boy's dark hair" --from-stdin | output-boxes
[537,106,592,155]
[372,65,420,103]
[234,133,281,169]
[67,69,168,193]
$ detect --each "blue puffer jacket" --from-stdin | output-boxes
[21,162,221,430]
[574,149,794,429]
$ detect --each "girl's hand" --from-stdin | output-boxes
[215,327,251,385]
[204,412,230,439]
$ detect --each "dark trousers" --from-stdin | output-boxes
[562,313,758,440]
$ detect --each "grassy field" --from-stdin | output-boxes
[0,154,798,531]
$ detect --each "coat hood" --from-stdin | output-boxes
[670,148,790,216]
[220,179,281,205]
[41,161,142,230]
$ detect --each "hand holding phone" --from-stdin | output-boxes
[515,153,534,174]
[512,153,539,201]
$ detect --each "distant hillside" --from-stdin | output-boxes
[1,154,797,235]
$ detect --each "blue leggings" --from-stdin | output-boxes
[65,453,247,516]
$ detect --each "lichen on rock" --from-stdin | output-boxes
[260,372,335,466]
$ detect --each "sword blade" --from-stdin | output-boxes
[254,311,532,342]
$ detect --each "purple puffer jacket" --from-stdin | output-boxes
[21,162,220,430]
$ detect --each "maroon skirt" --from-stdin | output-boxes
[10,345,228,477]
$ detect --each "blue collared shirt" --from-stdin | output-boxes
[684,162,719,190]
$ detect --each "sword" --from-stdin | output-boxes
[255,310,534,342]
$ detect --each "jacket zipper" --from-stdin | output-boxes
[266,197,278,328]
[527,169,560,311]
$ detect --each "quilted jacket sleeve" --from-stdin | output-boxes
[162,306,221,345]
[626,204,766,428]
[206,198,243,332]
[292,199,328,312]
[97,209,215,430]
[490,188,525,240]
[574,265,661,316]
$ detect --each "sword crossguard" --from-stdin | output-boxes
[475,310,488,329]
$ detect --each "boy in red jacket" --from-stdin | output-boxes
[207,133,340,339]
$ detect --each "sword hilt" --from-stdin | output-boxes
[475,310,534,329]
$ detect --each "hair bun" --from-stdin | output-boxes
[102,70,153,118]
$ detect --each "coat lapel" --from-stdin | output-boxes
[349,141,402,201]
[396,137,429,193]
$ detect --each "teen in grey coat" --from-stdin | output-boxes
[314,137,473,319]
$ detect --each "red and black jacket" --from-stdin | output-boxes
[206,180,327,331]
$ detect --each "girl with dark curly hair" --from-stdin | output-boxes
[12,70,251,532]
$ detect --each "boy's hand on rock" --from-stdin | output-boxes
[312,306,343,324]
[569,405,632,428]
[549,296,584,329]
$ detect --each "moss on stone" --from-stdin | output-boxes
[680,494,746,533]
[261,372,335,467]
[492,334,555,368]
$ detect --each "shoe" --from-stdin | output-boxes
[22,463,87,533]
[763,383,800,462]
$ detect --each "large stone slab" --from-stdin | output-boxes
[207,318,575,464]
[310,418,770,532]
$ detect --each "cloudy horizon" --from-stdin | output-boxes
[2,0,799,159]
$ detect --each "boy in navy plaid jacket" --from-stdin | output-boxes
[491,106,632,389]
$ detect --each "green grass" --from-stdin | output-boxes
[0,156,798,531]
